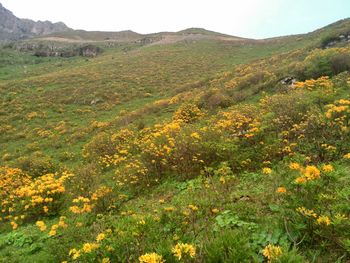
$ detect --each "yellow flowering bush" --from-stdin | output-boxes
[293,76,333,92]
[0,170,72,228]
[173,103,204,123]
[215,106,260,139]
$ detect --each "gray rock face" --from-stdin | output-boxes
[324,33,350,48]
[0,3,70,41]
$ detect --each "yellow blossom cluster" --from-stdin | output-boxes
[325,99,350,133]
[36,216,68,236]
[70,196,92,214]
[69,242,99,260]
[91,120,110,129]
[293,165,322,184]
[114,157,148,185]
[173,104,204,123]
[139,253,165,263]
[67,230,112,261]
[262,244,282,262]
[215,106,260,139]
[276,187,287,194]
[36,220,47,231]
[297,207,331,226]
[172,243,196,260]
[0,169,72,229]
[91,186,113,201]
[70,186,112,214]
[293,76,333,91]
[289,162,301,170]
[262,167,272,175]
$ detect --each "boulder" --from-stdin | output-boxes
[280,76,297,85]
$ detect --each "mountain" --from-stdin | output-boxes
[0,2,70,41]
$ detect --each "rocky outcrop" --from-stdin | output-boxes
[32,44,102,58]
[323,33,350,48]
[0,3,70,41]
[79,45,102,57]
[136,36,163,45]
[280,76,297,86]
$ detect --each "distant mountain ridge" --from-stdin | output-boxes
[0,2,70,41]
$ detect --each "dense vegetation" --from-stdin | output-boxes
[1,19,350,262]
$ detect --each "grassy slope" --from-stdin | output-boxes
[0,34,316,168]
[1,20,350,262]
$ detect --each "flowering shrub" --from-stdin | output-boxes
[173,104,204,123]
[215,105,260,140]
[0,169,72,228]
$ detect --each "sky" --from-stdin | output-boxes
[1,0,350,39]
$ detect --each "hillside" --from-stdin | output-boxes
[0,13,350,263]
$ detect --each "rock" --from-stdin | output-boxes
[280,76,297,85]
[79,45,102,58]
[90,98,103,105]
[0,3,70,41]
[136,36,162,45]
[325,41,338,48]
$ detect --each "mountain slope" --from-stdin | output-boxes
[0,2,70,41]
[0,17,350,262]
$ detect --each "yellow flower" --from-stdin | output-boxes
[139,252,164,263]
[304,165,320,180]
[296,207,318,218]
[49,230,56,236]
[82,243,99,253]
[322,164,333,172]
[262,244,282,262]
[276,187,287,194]
[289,162,300,170]
[69,248,81,260]
[188,204,199,211]
[164,206,176,212]
[36,221,47,231]
[262,167,272,175]
[190,132,201,140]
[96,233,106,242]
[102,258,110,263]
[211,208,220,214]
[317,215,331,226]
[106,245,114,252]
[138,219,146,225]
[219,176,226,184]
[172,243,196,260]
[10,221,18,230]
[343,153,350,159]
[295,176,306,184]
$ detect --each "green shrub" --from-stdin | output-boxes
[204,230,258,262]
[16,155,56,178]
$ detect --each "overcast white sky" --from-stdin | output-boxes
[2,0,350,39]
